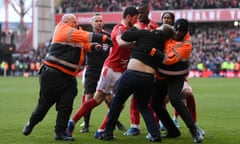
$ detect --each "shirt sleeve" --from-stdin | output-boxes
[164,41,192,65]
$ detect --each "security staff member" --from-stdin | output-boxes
[148,19,204,143]
[22,13,111,141]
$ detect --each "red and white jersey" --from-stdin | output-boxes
[104,22,132,73]
[135,20,158,30]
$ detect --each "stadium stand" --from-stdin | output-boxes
[56,0,240,13]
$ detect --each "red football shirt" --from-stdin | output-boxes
[136,20,158,30]
[104,22,132,73]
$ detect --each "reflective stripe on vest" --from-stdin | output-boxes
[52,42,84,48]
[67,28,75,43]
[44,61,79,76]
[45,54,84,70]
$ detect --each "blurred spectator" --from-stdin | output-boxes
[190,23,240,77]
[56,0,240,13]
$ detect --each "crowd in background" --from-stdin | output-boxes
[190,23,240,77]
[56,0,240,13]
[1,0,240,77]
[0,43,46,77]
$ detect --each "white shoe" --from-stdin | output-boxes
[80,122,85,127]
[159,121,166,131]
[198,127,205,136]
[172,118,180,128]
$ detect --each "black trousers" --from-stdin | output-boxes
[105,69,160,137]
[28,65,77,133]
[151,76,196,132]
[83,66,102,94]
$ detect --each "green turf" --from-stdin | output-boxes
[0,77,240,144]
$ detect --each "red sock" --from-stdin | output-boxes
[98,104,125,130]
[130,97,140,125]
[82,94,85,104]
[173,109,179,118]
[186,95,197,122]
[99,112,109,130]
[73,98,98,122]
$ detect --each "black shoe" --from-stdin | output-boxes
[116,121,126,131]
[55,132,74,141]
[98,131,114,140]
[147,135,162,142]
[80,126,89,133]
[23,122,34,136]
[190,128,204,143]
[162,129,181,138]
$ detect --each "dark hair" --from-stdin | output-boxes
[161,12,175,22]
[123,6,139,18]
[174,18,189,34]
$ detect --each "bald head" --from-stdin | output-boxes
[61,14,77,28]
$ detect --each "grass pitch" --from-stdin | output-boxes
[0,77,240,144]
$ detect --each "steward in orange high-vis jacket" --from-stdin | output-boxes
[157,31,191,77]
[147,26,192,77]
[44,14,111,77]
[148,19,204,143]
[22,14,111,141]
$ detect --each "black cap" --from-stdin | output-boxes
[174,18,189,33]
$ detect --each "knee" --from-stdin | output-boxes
[94,92,106,104]
[182,88,192,98]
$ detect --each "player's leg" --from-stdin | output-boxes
[168,78,203,143]
[124,96,141,136]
